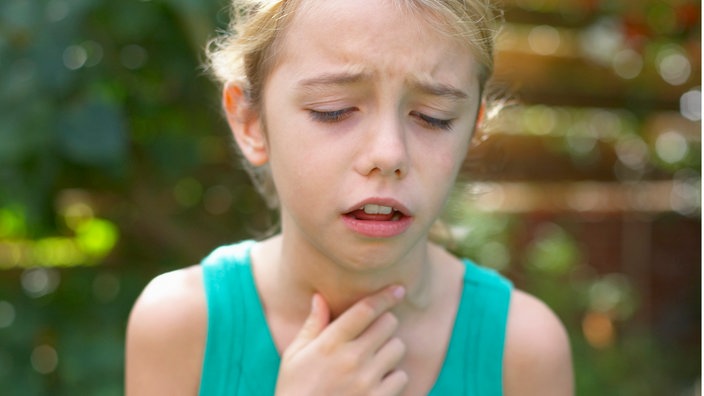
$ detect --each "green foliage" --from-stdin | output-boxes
[0,0,237,393]
[0,0,229,228]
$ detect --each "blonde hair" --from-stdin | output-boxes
[207,0,503,209]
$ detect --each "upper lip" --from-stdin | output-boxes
[344,198,412,217]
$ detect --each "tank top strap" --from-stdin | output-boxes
[430,259,512,395]
[199,240,280,395]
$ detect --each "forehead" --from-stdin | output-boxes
[274,0,478,88]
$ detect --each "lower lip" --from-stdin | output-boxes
[341,215,413,238]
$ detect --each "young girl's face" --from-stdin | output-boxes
[245,0,482,268]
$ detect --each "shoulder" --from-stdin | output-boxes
[125,265,207,396]
[503,290,574,396]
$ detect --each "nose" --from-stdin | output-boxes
[354,114,409,178]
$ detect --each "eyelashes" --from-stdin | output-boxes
[308,108,455,131]
[409,111,454,131]
[308,108,354,123]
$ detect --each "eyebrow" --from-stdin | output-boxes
[296,71,369,90]
[295,71,469,101]
[409,79,469,101]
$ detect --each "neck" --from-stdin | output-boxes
[261,233,436,321]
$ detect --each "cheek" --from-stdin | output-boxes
[451,141,471,173]
[266,134,341,199]
[416,132,471,174]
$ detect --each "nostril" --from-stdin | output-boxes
[355,133,409,177]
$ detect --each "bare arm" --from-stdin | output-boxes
[125,267,207,396]
[503,290,574,396]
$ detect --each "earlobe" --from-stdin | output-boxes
[223,84,269,166]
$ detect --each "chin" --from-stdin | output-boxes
[331,238,424,273]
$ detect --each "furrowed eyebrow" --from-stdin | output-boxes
[409,79,469,101]
[296,71,369,90]
[294,72,469,102]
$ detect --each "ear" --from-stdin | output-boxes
[475,100,486,129]
[223,84,269,166]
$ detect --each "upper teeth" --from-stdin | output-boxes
[363,204,393,215]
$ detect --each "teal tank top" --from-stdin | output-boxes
[199,240,512,395]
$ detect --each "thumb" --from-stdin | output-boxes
[289,294,330,349]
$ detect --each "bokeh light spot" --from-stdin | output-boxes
[523,105,557,135]
[655,130,689,164]
[671,170,701,216]
[580,18,622,65]
[566,133,597,156]
[680,88,701,121]
[567,183,605,212]
[120,44,148,70]
[612,49,643,80]
[525,223,580,275]
[615,135,649,170]
[31,345,58,375]
[62,202,94,231]
[21,268,60,298]
[528,25,561,55]
[45,0,69,22]
[0,301,16,329]
[0,207,27,238]
[75,219,119,258]
[657,46,692,86]
[32,238,83,267]
[589,274,634,316]
[582,311,615,349]
[0,243,20,269]
[81,40,104,68]
[62,45,87,70]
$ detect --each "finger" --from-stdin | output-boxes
[287,294,330,352]
[370,337,406,378]
[353,312,399,354]
[325,285,405,342]
[373,369,408,396]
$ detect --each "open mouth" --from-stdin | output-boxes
[342,203,413,238]
[345,204,405,222]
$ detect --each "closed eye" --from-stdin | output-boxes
[410,111,454,131]
[308,108,356,123]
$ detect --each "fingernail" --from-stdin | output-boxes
[392,285,406,300]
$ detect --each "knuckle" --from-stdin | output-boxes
[383,337,406,363]
[380,312,399,330]
[396,370,409,386]
[338,348,364,371]
[353,373,375,392]
[317,337,340,356]
[389,337,405,354]
[356,299,380,320]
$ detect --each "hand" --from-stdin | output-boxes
[275,285,408,396]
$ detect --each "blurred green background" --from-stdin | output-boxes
[0,0,700,395]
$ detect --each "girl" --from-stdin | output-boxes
[125,0,574,395]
